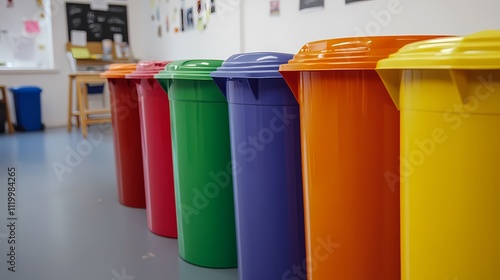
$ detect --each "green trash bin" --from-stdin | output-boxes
[155,60,238,268]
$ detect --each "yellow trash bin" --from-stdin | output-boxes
[377,30,500,280]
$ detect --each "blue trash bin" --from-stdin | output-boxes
[9,86,43,131]
[211,52,306,280]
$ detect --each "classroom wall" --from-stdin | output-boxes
[135,0,500,60]
[136,0,241,61]
[0,0,141,128]
[2,0,500,128]
[242,0,500,54]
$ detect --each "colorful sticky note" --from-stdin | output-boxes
[71,47,91,59]
[24,20,40,35]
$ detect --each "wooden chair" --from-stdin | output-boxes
[0,85,15,134]
[67,73,111,138]
[66,52,111,138]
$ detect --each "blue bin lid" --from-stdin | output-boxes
[211,52,293,79]
[211,52,293,98]
[9,86,42,94]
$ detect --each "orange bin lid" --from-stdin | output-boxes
[279,35,448,71]
[101,63,137,79]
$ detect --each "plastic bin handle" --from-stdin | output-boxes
[376,69,402,110]
[212,77,227,97]
[378,69,488,110]
[212,77,260,101]
[279,71,300,103]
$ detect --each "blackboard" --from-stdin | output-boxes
[66,3,129,43]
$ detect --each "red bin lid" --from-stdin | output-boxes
[125,61,171,79]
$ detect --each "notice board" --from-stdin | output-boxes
[66,3,129,43]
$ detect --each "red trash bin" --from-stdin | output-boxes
[101,64,146,208]
[126,61,178,238]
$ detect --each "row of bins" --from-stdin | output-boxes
[101,30,500,280]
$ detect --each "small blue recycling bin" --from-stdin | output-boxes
[211,53,306,280]
[9,86,43,131]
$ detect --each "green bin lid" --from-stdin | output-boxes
[155,59,223,81]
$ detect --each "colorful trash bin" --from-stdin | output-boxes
[101,64,146,208]
[211,52,306,280]
[155,60,238,268]
[377,31,500,279]
[9,86,43,131]
[126,61,177,238]
[279,35,441,280]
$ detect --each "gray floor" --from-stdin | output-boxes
[0,127,238,280]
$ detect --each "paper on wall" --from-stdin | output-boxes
[113,33,123,43]
[91,0,109,11]
[24,20,40,35]
[71,30,87,47]
[299,0,324,11]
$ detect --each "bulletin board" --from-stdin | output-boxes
[0,0,53,68]
[65,3,129,43]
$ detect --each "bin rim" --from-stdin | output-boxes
[101,63,137,79]
[9,86,42,93]
[279,35,449,72]
[126,61,171,79]
[211,52,293,79]
[155,59,223,81]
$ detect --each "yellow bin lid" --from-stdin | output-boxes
[376,30,500,109]
[377,30,500,70]
[101,63,137,79]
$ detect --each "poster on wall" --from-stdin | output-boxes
[186,7,194,30]
[159,0,213,35]
[270,0,280,16]
[180,7,185,31]
[197,0,210,31]
[299,0,324,11]
[346,0,371,4]
[210,0,215,13]
[173,7,180,33]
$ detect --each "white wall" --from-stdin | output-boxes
[0,0,141,128]
[2,0,500,128]
[136,0,241,61]
[242,0,500,53]
[135,0,500,59]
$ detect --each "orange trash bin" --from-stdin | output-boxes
[279,35,442,280]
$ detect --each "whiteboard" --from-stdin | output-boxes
[0,0,53,69]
